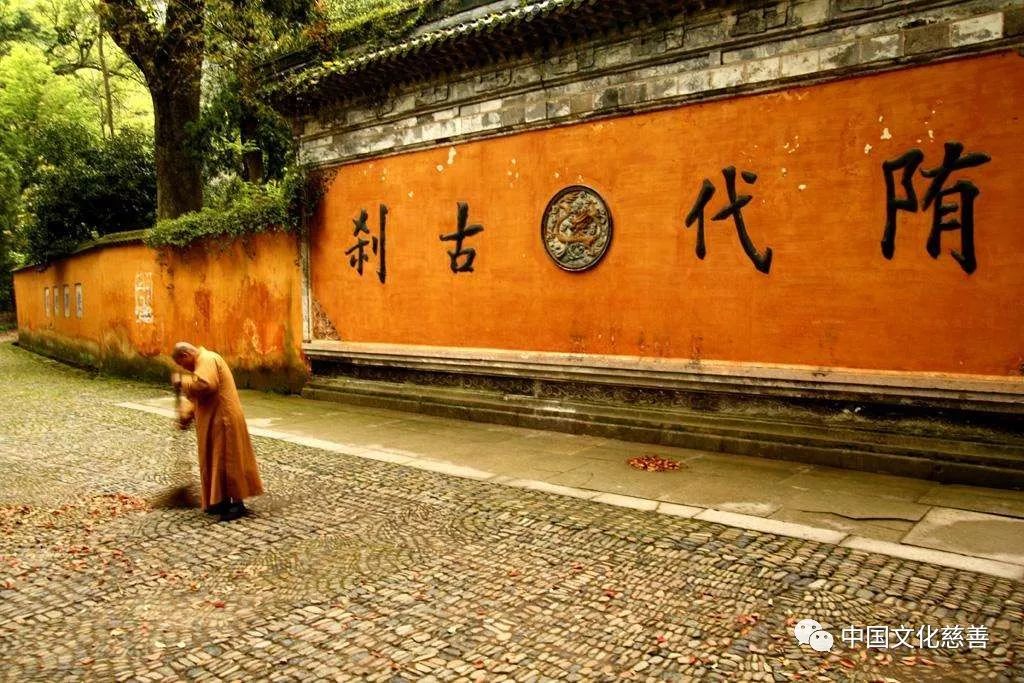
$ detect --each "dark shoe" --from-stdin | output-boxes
[218,502,247,523]
[205,500,229,515]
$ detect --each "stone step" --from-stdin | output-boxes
[302,376,1024,489]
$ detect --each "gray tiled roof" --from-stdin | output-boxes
[264,0,694,113]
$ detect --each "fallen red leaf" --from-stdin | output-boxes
[627,455,683,472]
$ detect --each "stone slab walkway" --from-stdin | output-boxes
[1,342,1022,682]
[123,389,1024,580]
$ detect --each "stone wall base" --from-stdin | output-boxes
[303,342,1024,489]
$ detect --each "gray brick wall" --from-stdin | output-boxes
[298,0,1023,166]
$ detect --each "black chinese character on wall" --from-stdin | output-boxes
[440,202,484,273]
[346,204,388,283]
[881,141,990,274]
[684,166,773,274]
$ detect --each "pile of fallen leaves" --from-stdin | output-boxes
[0,494,152,593]
[10,494,148,532]
[1,493,147,529]
[627,454,683,472]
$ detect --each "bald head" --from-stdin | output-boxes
[172,341,197,358]
[172,342,199,370]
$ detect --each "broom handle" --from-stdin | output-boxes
[173,380,189,458]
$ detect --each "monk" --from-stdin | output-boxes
[171,342,263,522]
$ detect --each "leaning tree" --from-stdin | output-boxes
[98,0,420,219]
[99,0,205,219]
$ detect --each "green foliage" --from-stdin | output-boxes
[323,0,422,34]
[3,0,151,133]
[0,153,20,311]
[22,124,156,263]
[194,69,294,181]
[0,42,96,163]
[144,165,322,249]
[35,0,153,134]
[0,38,108,307]
[0,0,35,53]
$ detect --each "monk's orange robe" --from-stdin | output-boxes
[179,348,264,510]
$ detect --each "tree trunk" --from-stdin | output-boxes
[152,80,203,219]
[97,27,116,139]
[100,0,206,220]
[240,105,264,183]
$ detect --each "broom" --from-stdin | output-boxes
[148,383,201,510]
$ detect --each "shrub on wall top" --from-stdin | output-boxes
[144,165,324,249]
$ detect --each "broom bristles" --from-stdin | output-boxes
[149,383,200,510]
[148,483,200,509]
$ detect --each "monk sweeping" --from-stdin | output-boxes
[171,342,264,522]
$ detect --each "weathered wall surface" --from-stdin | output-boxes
[309,52,1024,376]
[13,233,307,390]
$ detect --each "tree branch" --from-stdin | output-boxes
[52,60,147,87]
[164,0,205,50]
[98,0,158,79]
[158,0,206,89]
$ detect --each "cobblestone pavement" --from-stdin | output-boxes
[0,343,1022,682]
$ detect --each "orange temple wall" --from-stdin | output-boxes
[13,234,306,389]
[310,52,1024,377]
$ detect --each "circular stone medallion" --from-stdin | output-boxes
[541,186,612,272]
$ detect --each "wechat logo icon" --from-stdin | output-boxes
[794,618,835,653]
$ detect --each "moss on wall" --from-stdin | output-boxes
[17,329,309,392]
[18,329,168,382]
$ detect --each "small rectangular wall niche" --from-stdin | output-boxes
[63,285,70,318]
[74,283,83,318]
[44,288,50,317]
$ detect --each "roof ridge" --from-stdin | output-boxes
[263,0,684,112]
[328,0,576,70]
